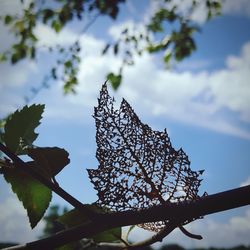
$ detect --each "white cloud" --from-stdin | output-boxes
[1,19,250,140]
[223,0,250,17]
[209,42,250,123]
[0,0,31,16]
[128,209,250,248]
[34,24,78,48]
[37,37,250,139]
[0,61,37,89]
[116,41,250,139]
[240,177,250,187]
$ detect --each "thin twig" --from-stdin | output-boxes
[3,185,250,250]
[179,225,202,240]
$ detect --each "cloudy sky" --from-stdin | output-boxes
[0,0,250,248]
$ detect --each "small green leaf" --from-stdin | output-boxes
[4,15,13,25]
[58,206,121,243]
[42,9,55,23]
[164,52,172,64]
[146,43,164,53]
[3,167,52,228]
[51,20,62,33]
[107,73,122,90]
[64,60,72,68]
[3,104,45,155]
[11,52,23,64]
[0,53,7,62]
[28,147,70,178]
[15,20,25,32]
[64,76,78,94]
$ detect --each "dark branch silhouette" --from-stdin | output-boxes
[4,185,250,250]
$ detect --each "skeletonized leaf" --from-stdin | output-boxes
[28,147,70,178]
[58,205,121,243]
[4,167,52,228]
[88,84,204,231]
[3,104,44,155]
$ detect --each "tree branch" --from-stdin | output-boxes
[4,185,250,250]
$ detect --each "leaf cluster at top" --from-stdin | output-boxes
[0,0,221,94]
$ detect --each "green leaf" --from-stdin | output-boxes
[11,51,26,64]
[58,206,121,243]
[42,9,55,23]
[14,20,25,32]
[3,104,44,155]
[64,76,77,94]
[93,227,121,243]
[51,20,62,33]
[106,73,122,90]
[0,53,7,62]
[64,60,72,68]
[4,15,13,25]
[164,52,172,64]
[146,43,164,53]
[3,167,52,228]
[28,147,70,178]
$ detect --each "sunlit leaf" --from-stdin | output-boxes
[3,167,52,228]
[3,104,44,155]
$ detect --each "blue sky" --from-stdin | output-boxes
[0,0,250,248]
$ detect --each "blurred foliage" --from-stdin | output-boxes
[40,204,68,238]
[58,205,122,243]
[0,0,221,97]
